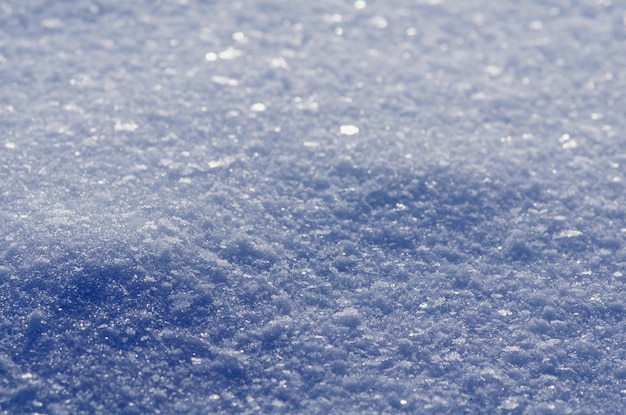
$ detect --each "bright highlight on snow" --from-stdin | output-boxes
[250,102,267,112]
[340,125,359,135]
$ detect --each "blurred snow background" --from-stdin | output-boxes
[1,0,625,413]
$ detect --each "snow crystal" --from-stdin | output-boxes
[250,102,267,112]
[354,1,367,10]
[210,75,239,86]
[340,125,359,135]
[323,14,342,24]
[270,57,288,69]
[370,16,388,29]
[232,32,249,44]
[554,230,583,239]
[333,308,362,328]
[114,121,139,132]
[485,65,503,77]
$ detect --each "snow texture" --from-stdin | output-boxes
[1,0,625,413]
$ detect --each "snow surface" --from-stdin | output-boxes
[1,0,625,413]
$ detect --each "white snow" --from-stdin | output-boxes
[1,0,625,413]
[340,125,360,136]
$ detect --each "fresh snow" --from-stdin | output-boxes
[1,0,625,413]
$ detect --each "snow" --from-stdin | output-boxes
[1,0,625,413]
[339,125,359,136]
